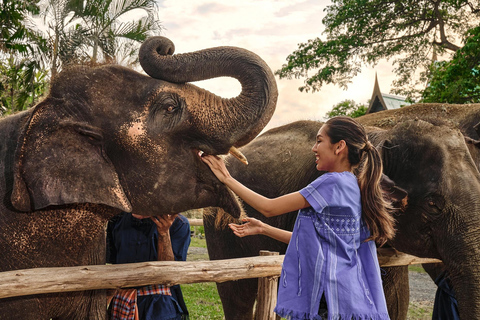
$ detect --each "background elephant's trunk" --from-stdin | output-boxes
[439,229,480,319]
[139,36,278,153]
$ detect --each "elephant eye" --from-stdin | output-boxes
[422,194,445,218]
[149,92,184,117]
[147,92,185,132]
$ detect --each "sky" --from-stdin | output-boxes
[144,0,396,130]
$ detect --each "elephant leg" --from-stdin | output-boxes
[204,212,258,320]
[217,279,258,320]
[382,266,409,320]
[0,292,107,320]
[75,290,107,320]
[8,290,107,320]
[54,290,107,320]
[0,297,45,320]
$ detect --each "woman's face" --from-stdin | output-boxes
[311,125,337,172]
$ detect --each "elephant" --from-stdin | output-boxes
[203,113,480,320]
[0,36,277,319]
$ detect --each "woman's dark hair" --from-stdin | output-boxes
[325,116,395,245]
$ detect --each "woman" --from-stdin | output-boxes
[200,116,394,320]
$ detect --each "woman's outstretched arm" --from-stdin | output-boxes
[229,217,292,244]
[200,154,309,217]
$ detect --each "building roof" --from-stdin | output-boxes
[366,74,411,114]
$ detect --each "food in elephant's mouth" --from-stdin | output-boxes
[198,147,249,165]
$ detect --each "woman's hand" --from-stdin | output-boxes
[230,217,293,244]
[199,153,231,183]
[229,217,265,238]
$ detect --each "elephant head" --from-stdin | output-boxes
[10,36,278,218]
[374,120,480,319]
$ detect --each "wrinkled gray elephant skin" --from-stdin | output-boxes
[360,104,480,320]
[0,36,277,319]
[205,114,480,320]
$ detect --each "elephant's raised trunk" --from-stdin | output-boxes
[139,36,278,153]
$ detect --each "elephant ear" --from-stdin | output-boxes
[11,105,132,212]
[380,174,408,210]
[379,139,408,210]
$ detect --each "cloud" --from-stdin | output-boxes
[156,0,396,130]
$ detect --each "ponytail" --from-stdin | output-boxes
[357,142,395,245]
[325,117,395,245]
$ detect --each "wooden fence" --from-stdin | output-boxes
[0,218,441,317]
[0,249,441,300]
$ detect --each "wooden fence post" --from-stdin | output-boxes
[255,250,281,320]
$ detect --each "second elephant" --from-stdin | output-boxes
[204,116,480,320]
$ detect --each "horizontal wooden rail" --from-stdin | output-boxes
[377,248,441,267]
[0,249,441,299]
[0,256,284,299]
[188,218,204,226]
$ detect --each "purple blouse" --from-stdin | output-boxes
[274,172,390,320]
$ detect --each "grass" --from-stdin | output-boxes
[182,282,225,319]
[408,264,426,273]
[185,235,224,319]
[407,303,433,320]
[190,234,206,248]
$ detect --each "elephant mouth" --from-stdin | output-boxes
[193,148,242,218]
[196,147,248,165]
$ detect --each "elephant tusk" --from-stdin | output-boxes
[229,147,248,165]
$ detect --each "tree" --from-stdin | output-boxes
[276,0,480,101]
[0,57,49,115]
[422,26,480,103]
[1,0,161,113]
[35,0,161,77]
[1,0,49,115]
[325,99,367,119]
[71,0,162,64]
[37,0,90,78]
[1,0,40,54]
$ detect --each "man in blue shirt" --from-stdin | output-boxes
[106,212,191,320]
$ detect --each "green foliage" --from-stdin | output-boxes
[276,0,479,101]
[325,99,367,119]
[68,0,162,64]
[422,26,480,103]
[36,0,161,76]
[0,0,162,113]
[191,225,205,239]
[0,57,49,115]
[0,1,49,114]
[0,0,41,53]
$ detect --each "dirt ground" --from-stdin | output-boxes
[409,270,436,304]
[409,270,436,319]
